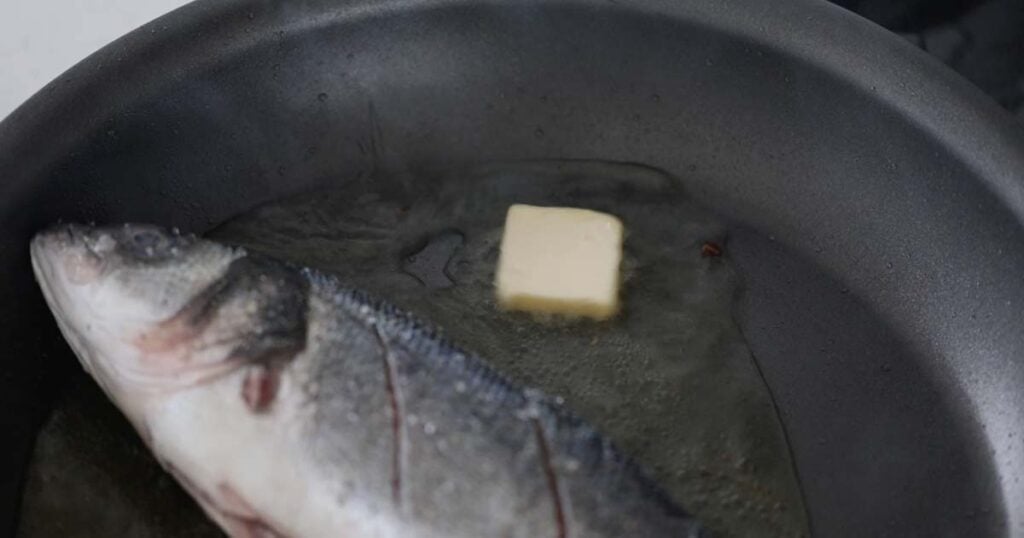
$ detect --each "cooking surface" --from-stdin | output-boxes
[1,0,1023,536]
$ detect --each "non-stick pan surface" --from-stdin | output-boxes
[1,0,1023,536]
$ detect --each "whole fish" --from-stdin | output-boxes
[30,223,708,538]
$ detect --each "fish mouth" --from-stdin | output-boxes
[32,224,119,287]
[30,230,75,314]
[31,225,127,377]
[34,222,92,250]
[35,222,114,254]
[30,234,101,379]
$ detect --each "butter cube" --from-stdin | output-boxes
[496,204,623,320]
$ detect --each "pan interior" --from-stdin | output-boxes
[4,1,1017,536]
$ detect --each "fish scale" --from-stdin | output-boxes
[311,273,703,537]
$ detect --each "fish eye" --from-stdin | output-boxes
[132,231,162,248]
[124,229,172,259]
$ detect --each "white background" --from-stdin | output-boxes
[0,0,189,121]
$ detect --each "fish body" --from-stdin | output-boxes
[30,223,707,538]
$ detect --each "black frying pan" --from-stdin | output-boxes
[1,0,1022,536]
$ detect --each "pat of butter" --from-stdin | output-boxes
[496,204,623,320]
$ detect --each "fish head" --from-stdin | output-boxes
[30,223,247,402]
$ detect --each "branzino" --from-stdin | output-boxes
[30,223,708,538]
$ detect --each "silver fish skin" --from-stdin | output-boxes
[30,223,708,538]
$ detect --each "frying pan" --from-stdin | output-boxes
[1,0,1023,536]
